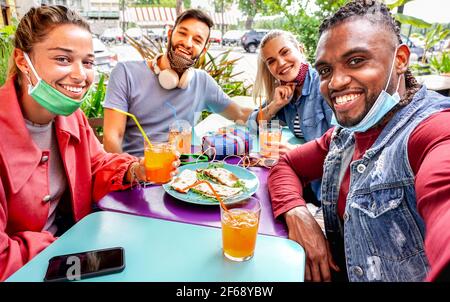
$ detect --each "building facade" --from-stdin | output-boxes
[1,0,17,26]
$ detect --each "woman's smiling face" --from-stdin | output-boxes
[261,35,305,83]
[26,23,95,101]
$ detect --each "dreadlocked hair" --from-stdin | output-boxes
[319,0,420,106]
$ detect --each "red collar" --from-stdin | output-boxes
[280,63,309,87]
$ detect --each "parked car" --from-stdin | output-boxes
[222,30,247,46]
[100,27,123,44]
[93,37,118,79]
[241,29,269,53]
[401,34,425,62]
[125,27,143,42]
[146,27,167,43]
[209,29,222,44]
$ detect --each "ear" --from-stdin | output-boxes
[396,44,410,74]
[167,28,173,41]
[14,48,30,74]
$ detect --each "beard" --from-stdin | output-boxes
[167,38,198,74]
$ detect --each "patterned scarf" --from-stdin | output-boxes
[167,38,196,75]
[280,63,309,86]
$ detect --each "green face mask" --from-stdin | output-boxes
[24,53,91,116]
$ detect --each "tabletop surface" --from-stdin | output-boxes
[7,211,305,282]
[98,125,302,238]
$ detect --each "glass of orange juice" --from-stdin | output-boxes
[144,132,177,184]
[169,120,192,155]
[220,197,261,261]
[259,121,282,158]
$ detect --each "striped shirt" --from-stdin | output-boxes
[293,114,304,138]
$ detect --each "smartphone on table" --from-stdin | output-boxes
[43,247,125,282]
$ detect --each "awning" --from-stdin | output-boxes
[120,7,176,26]
[120,7,238,27]
[210,12,238,26]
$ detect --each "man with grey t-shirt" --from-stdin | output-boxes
[103,9,255,156]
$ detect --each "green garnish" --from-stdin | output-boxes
[206,162,224,169]
[233,179,247,191]
[190,188,219,203]
[196,171,214,182]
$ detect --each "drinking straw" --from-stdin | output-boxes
[164,101,180,129]
[257,95,263,121]
[183,180,230,212]
[112,108,152,148]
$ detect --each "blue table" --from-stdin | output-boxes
[7,211,305,282]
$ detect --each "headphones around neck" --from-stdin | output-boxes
[150,54,193,90]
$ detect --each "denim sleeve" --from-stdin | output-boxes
[103,62,129,112]
[246,108,260,130]
[276,106,287,124]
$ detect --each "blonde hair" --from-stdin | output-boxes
[7,5,91,82]
[252,30,305,104]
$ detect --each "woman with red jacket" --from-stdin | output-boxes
[0,5,154,281]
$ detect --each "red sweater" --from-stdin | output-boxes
[268,109,450,281]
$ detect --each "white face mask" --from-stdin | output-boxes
[331,46,403,132]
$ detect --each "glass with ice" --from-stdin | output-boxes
[220,197,261,261]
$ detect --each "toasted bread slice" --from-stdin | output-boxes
[170,169,198,193]
[192,182,242,198]
[200,167,239,187]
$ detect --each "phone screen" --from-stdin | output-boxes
[44,247,125,282]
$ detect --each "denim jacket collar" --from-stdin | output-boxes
[300,64,313,97]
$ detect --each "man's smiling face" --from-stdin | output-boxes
[315,18,401,127]
[169,17,209,61]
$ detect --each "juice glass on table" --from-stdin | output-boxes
[144,132,177,184]
[259,121,282,158]
[169,120,192,154]
[220,197,261,261]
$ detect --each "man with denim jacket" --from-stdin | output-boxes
[268,0,450,282]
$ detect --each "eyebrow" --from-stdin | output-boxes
[178,26,205,42]
[265,47,289,63]
[48,47,95,58]
[314,47,370,68]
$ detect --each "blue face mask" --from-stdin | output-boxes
[331,47,403,133]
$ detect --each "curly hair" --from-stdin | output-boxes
[319,0,420,106]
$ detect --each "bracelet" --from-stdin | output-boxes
[263,106,274,120]
[128,161,141,184]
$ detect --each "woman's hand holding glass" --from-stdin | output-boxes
[126,153,181,184]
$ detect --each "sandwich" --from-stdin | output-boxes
[170,163,246,200]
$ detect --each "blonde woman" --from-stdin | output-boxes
[252,30,333,153]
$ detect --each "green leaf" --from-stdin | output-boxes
[386,0,415,10]
[394,13,432,28]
